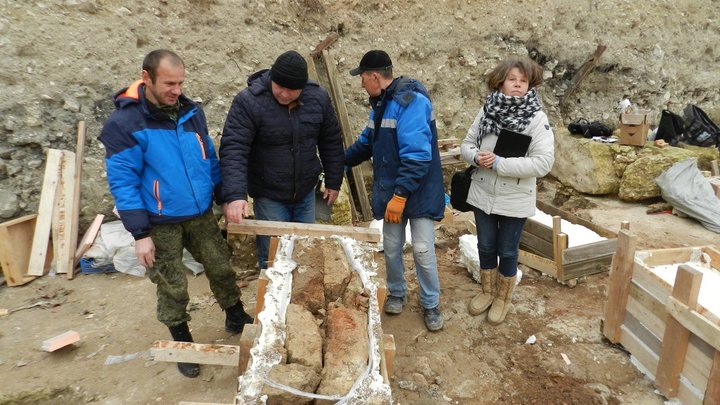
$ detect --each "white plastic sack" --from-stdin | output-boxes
[83,220,205,277]
[656,158,720,234]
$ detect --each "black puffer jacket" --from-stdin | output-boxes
[220,70,344,203]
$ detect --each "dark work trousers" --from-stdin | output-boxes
[147,209,240,327]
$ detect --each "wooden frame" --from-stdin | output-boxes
[0,214,52,286]
[603,239,720,404]
[517,202,620,282]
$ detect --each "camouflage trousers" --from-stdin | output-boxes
[147,209,240,327]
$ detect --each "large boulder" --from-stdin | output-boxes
[618,155,674,201]
[551,129,619,194]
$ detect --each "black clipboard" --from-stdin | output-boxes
[493,128,532,158]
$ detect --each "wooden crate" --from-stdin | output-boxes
[0,214,52,286]
[518,201,619,282]
[603,236,720,404]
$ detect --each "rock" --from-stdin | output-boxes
[618,155,674,201]
[262,363,321,405]
[551,129,619,195]
[285,303,322,370]
[63,97,80,112]
[322,243,352,303]
[291,262,325,316]
[63,0,98,14]
[0,189,18,218]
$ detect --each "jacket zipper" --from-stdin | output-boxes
[195,133,207,160]
[153,180,163,216]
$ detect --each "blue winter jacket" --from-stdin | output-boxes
[99,80,221,240]
[344,77,445,220]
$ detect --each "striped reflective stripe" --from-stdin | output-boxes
[380,118,397,128]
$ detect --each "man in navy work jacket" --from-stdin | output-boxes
[99,49,253,378]
[220,50,344,269]
[344,50,445,331]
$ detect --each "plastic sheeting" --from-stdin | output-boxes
[656,158,720,233]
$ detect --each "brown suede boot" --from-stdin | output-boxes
[468,268,497,316]
[487,274,516,325]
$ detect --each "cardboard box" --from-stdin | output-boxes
[619,112,649,146]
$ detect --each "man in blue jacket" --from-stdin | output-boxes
[220,50,344,269]
[345,50,445,331]
[99,49,252,378]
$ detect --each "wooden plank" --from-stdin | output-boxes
[603,229,636,343]
[253,275,268,326]
[266,236,279,267]
[561,255,613,280]
[320,50,372,221]
[536,199,616,238]
[52,150,76,275]
[667,297,720,352]
[555,233,568,282]
[377,286,387,312]
[306,54,319,82]
[150,340,239,367]
[67,121,86,279]
[656,265,703,398]
[705,351,720,405]
[178,402,233,405]
[524,218,554,243]
[619,324,659,377]
[382,334,396,379]
[440,150,463,166]
[437,138,459,149]
[226,219,380,243]
[518,249,558,278]
[519,230,554,259]
[563,239,617,264]
[639,247,694,267]
[74,214,104,264]
[711,160,719,177]
[0,214,40,286]
[27,149,63,276]
[42,330,80,352]
[238,323,259,374]
[628,282,666,338]
[624,309,663,356]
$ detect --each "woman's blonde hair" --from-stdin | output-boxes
[486,57,543,92]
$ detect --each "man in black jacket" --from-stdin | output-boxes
[220,50,344,269]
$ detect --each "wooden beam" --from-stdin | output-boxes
[603,229,637,343]
[656,265,703,398]
[561,44,608,104]
[238,323,259,373]
[563,238,617,264]
[226,219,380,243]
[524,218,554,242]
[67,121,86,279]
[52,150,76,275]
[305,54,319,82]
[536,199,616,238]
[42,330,80,352]
[27,149,63,276]
[320,50,373,221]
[520,230,554,258]
[382,334,396,379]
[150,340,240,367]
[711,160,719,177]
[310,32,339,58]
[0,215,40,286]
[74,214,104,265]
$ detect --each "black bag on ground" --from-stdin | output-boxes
[450,166,475,212]
[682,104,720,147]
[655,109,685,146]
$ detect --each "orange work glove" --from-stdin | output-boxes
[384,195,407,224]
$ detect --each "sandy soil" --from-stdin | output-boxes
[2,184,718,404]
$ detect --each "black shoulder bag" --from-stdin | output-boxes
[450,166,475,212]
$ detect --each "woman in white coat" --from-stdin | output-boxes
[460,57,555,325]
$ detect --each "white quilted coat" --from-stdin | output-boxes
[459,110,555,218]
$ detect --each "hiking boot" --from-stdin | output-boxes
[424,306,444,331]
[168,322,200,378]
[383,296,407,315]
[225,302,254,334]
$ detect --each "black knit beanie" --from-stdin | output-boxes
[270,51,308,90]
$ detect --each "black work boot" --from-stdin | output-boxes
[225,302,253,334]
[167,322,200,378]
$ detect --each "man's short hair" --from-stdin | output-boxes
[142,49,184,83]
[486,56,543,91]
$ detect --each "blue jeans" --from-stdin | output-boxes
[473,209,527,277]
[383,217,440,309]
[253,190,315,268]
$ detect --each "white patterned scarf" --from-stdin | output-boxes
[478,88,542,142]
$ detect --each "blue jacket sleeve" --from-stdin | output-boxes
[99,119,151,239]
[393,94,433,197]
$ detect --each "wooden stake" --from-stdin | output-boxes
[253,275,268,326]
[238,323,259,374]
[27,149,63,276]
[562,44,608,105]
[656,265,703,398]
[67,121,86,279]
[602,229,637,343]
